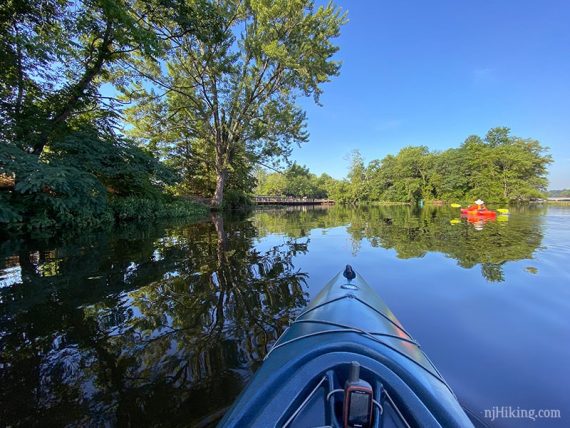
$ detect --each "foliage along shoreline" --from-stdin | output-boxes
[1,0,348,229]
[255,127,552,206]
[548,189,570,198]
[0,1,553,232]
[0,0,345,229]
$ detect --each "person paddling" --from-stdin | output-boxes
[475,199,486,210]
[467,199,486,211]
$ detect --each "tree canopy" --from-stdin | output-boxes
[548,189,570,198]
[1,0,346,228]
[0,1,553,231]
[255,127,552,204]
[124,0,346,208]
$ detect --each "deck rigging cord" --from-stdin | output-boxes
[265,294,454,394]
[294,294,414,340]
[282,376,327,428]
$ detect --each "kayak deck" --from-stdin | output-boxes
[219,267,473,427]
[460,208,497,217]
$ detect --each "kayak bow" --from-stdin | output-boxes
[220,267,473,428]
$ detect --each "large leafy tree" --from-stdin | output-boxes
[367,146,432,203]
[255,163,327,198]
[346,149,368,204]
[363,128,551,204]
[460,128,552,202]
[126,0,346,208]
[0,0,170,155]
[0,0,214,227]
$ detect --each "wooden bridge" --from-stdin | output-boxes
[254,196,335,205]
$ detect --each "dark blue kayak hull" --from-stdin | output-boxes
[219,269,473,427]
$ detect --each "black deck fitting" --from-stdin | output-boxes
[343,265,356,281]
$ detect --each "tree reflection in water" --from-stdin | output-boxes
[253,205,545,282]
[0,214,309,426]
[0,205,546,426]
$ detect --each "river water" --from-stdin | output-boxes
[1,205,569,427]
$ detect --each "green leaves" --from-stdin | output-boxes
[4,155,109,228]
[459,128,551,202]
[109,196,207,221]
[255,162,327,198]
[256,127,552,205]
[0,122,202,228]
[124,0,346,207]
[365,128,552,204]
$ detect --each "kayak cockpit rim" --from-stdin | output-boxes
[265,320,452,395]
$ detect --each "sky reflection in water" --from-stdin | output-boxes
[1,205,569,427]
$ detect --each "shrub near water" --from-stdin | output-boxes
[221,189,253,211]
[0,129,208,230]
[110,197,208,222]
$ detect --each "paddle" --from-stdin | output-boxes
[451,203,508,214]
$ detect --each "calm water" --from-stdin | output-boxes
[1,205,569,427]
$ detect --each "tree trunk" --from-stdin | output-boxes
[211,212,227,267]
[211,169,227,210]
[14,25,24,119]
[31,22,113,156]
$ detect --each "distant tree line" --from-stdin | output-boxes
[548,189,570,198]
[256,127,552,204]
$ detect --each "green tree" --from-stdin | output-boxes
[0,0,211,228]
[367,146,431,203]
[367,156,394,201]
[326,179,350,203]
[428,148,471,201]
[255,163,328,198]
[346,149,368,204]
[364,128,551,204]
[548,189,570,198]
[0,0,168,156]
[259,172,288,196]
[461,128,551,202]
[125,0,346,208]
[283,163,317,197]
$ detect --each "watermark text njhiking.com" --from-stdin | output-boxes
[484,406,561,422]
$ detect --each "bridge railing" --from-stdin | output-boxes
[254,195,334,204]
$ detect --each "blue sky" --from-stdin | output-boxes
[293,0,570,188]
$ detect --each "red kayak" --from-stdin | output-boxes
[460,208,497,218]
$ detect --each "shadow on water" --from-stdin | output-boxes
[0,214,309,427]
[0,205,549,426]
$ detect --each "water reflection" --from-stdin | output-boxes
[458,211,511,230]
[0,205,548,426]
[255,205,545,282]
[0,215,309,426]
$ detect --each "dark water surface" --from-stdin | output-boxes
[1,205,569,427]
